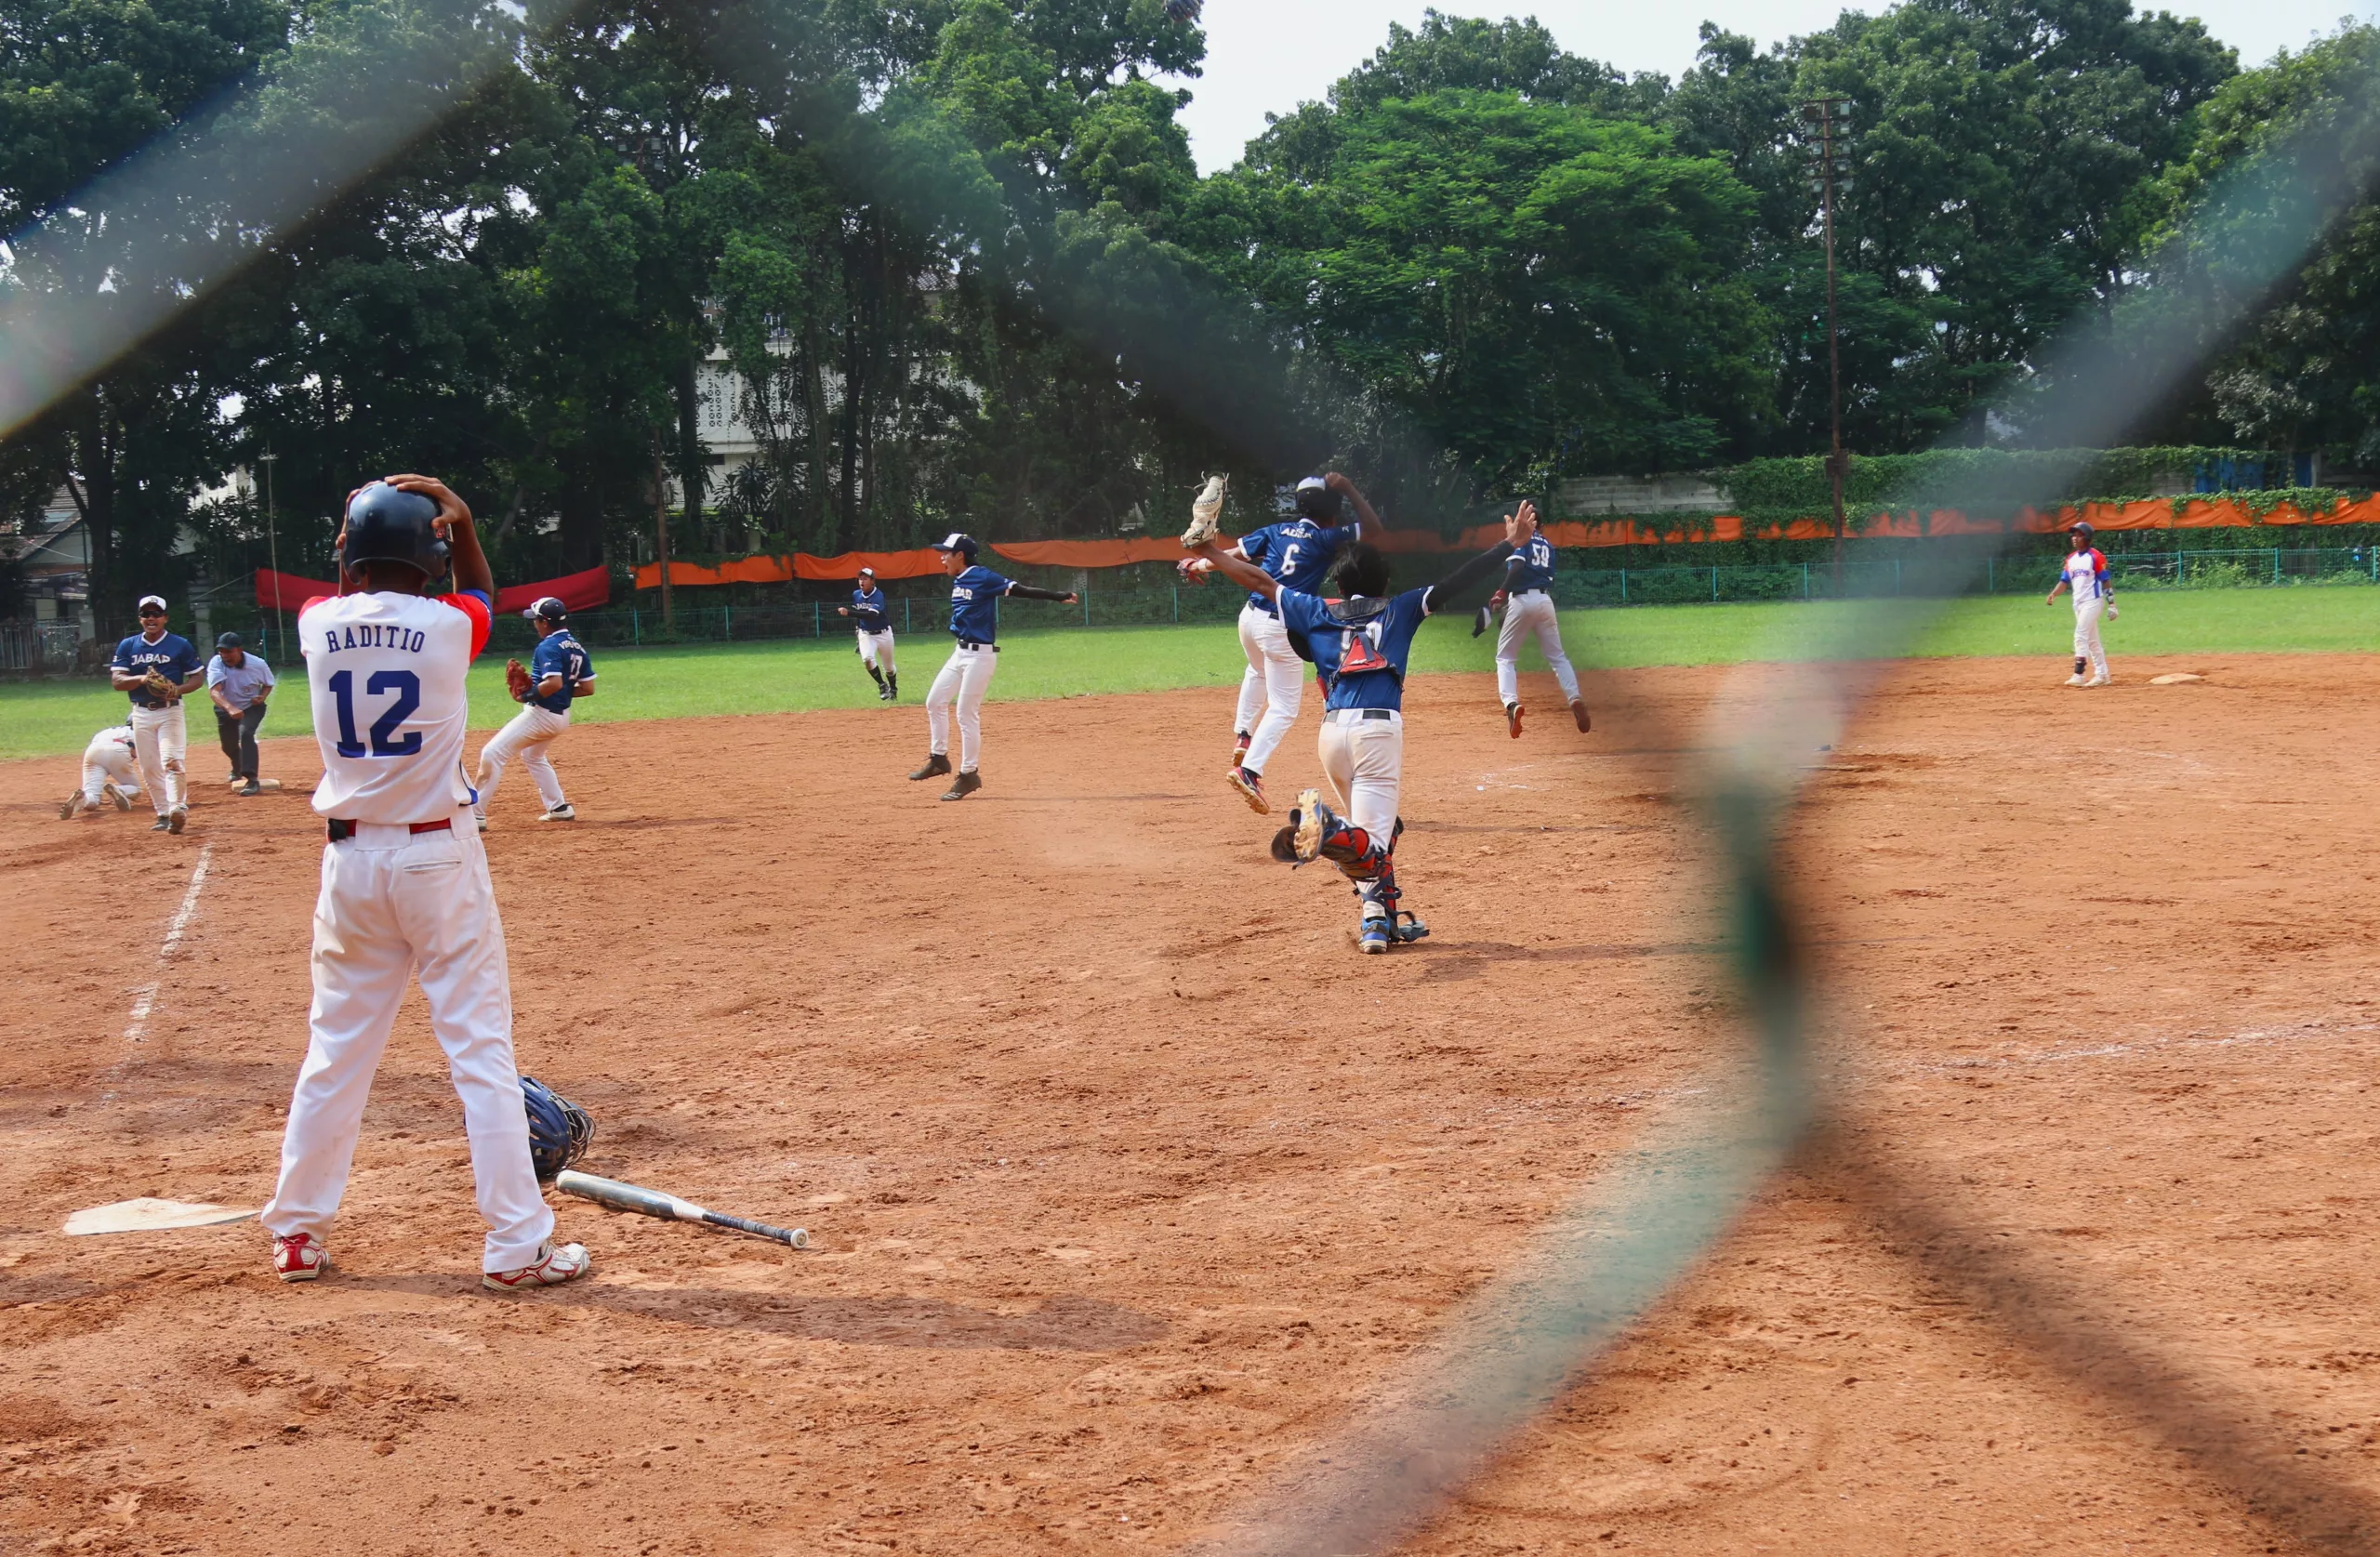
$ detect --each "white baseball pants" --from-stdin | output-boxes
[127,704,188,816]
[261,817,554,1273]
[2072,598,2109,680]
[474,704,571,818]
[926,642,998,772]
[1317,709,1404,908]
[81,737,141,806]
[1234,603,1305,775]
[1494,591,1581,707]
[856,628,895,672]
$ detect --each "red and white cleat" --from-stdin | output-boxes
[1227,765,1269,814]
[1231,729,1251,766]
[482,1239,591,1293]
[273,1233,327,1283]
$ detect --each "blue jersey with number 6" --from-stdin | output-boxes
[298,587,491,825]
[1238,519,1350,611]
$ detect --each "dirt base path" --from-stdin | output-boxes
[1,654,2374,1555]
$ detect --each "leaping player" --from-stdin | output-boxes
[60,724,141,818]
[1489,521,1590,736]
[1180,471,1382,813]
[906,534,1078,801]
[838,565,897,701]
[1188,502,1535,954]
[2045,520,2116,687]
[262,476,589,1291]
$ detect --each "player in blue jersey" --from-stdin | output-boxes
[1488,523,1589,737]
[836,565,898,700]
[907,533,1079,801]
[1187,502,1537,953]
[110,593,204,835]
[1181,471,1383,814]
[473,597,595,831]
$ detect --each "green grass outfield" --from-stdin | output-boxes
[6,587,2371,762]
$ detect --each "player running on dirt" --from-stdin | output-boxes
[261,475,589,1290]
[839,565,898,701]
[1180,471,1384,815]
[1186,501,1536,954]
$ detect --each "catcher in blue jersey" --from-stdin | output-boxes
[1184,500,1536,954]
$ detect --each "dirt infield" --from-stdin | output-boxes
[1,654,2375,1554]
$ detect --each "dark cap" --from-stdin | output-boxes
[215,631,245,649]
[931,532,980,560]
[523,597,567,623]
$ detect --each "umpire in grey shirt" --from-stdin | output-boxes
[206,632,276,796]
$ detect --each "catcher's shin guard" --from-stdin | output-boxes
[1289,788,1388,881]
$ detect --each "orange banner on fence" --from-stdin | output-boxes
[625,494,2380,587]
[258,565,612,619]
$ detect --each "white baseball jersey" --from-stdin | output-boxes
[2062,548,2109,605]
[300,589,492,823]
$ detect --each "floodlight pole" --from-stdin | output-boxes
[258,451,283,654]
[1804,97,1850,585]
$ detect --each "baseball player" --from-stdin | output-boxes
[906,532,1078,801]
[838,566,897,700]
[1180,472,1383,814]
[1488,523,1590,737]
[206,631,276,794]
[473,597,593,830]
[109,594,200,834]
[2045,520,2116,686]
[1187,501,1535,954]
[261,476,589,1290]
[60,724,141,818]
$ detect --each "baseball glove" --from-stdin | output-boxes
[1181,473,1227,548]
[506,657,533,702]
[140,669,178,702]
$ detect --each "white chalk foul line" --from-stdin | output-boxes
[124,841,212,1043]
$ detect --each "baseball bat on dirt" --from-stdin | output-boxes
[554,1169,810,1248]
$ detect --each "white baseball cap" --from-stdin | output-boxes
[858,565,876,576]
[137,594,168,612]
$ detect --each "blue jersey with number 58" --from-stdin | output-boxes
[1238,519,1351,612]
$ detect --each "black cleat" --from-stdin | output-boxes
[940,770,983,802]
[239,779,261,797]
[166,808,187,835]
[151,816,173,832]
[908,752,952,782]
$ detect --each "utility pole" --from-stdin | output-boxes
[258,451,283,653]
[651,440,676,631]
[1802,96,1851,586]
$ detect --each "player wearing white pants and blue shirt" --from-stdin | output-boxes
[262,476,588,1291]
[1188,503,1536,954]
[1183,471,1382,814]
[2046,520,2116,686]
[60,725,141,818]
[474,597,594,830]
[908,533,1078,801]
[1491,529,1590,736]
[110,595,201,834]
[838,567,898,700]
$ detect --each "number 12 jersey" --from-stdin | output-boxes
[299,589,493,823]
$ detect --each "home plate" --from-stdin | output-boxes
[2149,673,2207,685]
[62,1198,255,1235]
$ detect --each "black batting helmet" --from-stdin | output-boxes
[340,482,450,578]
[2068,520,2095,539]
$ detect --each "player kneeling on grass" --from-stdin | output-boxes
[2045,520,2116,687]
[475,597,594,831]
[261,476,589,1291]
[1186,501,1536,954]
[60,724,142,819]
[908,533,1079,801]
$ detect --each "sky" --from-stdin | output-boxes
[1170,0,2380,172]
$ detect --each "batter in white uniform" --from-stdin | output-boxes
[2045,519,2116,687]
[260,475,588,1291]
[60,725,141,818]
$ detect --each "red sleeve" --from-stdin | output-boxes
[441,591,493,658]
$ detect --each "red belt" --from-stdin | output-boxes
[327,817,452,842]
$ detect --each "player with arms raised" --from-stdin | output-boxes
[260,476,590,1291]
[1186,502,1534,954]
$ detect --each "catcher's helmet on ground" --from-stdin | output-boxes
[340,482,450,578]
[521,1075,594,1182]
